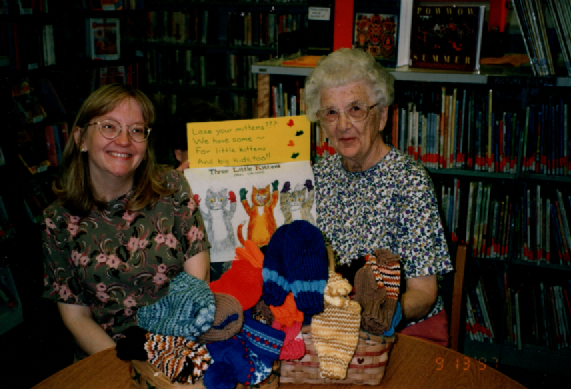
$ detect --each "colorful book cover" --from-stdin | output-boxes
[86,18,120,60]
[409,5,485,72]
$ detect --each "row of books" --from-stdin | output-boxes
[392,85,571,176]
[545,0,571,76]
[0,0,50,14]
[438,177,571,267]
[467,264,571,351]
[125,9,306,48]
[144,48,263,90]
[511,0,563,76]
[1,21,56,70]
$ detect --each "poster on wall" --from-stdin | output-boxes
[184,115,316,263]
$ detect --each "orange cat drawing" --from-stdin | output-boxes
[237,180,279,247]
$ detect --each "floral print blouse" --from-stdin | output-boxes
[42,170,210,340]
[314,147,453,322]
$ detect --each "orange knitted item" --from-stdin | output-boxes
[209,259,263,310]
[269,292,304,327]
[235,240,264,269]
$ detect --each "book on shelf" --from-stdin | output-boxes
[546,0,571,76]
[511,0,555,76]
[17,127,50,175]
[11,78,47,124]
[37,78,66,117]
[353,0,401,68]
[85,18,120,60]
[408,4,486,72]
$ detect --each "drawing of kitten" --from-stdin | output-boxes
[237,180,279,247]
[280,180,316,225]
[200,187,237,253]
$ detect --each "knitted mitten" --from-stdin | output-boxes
[238,312,286,384]
[137,272,216,340]
[204,336,253,389]
[269,292,304,327]
[371,249,402,331]
[284,220,329,315]
[353,263,388,334]
[310,270,361,379]
[272,319,305,360]
[144,333,212,384]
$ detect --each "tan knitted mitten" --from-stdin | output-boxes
[353,264,388,334]
[311,270,362,380]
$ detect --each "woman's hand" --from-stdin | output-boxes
[57,302,116,355]
[176,160,190,172]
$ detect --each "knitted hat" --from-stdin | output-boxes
[310,269,362,380]
[284,220,329,315]
[271,319,305,360]
[262,224,291,307]
[210,259,263,310]
[197,293,244,344]
[144,333,212,384]
[137,272,216,340]
[269,292,304,327]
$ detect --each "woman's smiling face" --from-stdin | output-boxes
[320,80,389,172]
[76,97,148,198]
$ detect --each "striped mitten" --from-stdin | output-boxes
[372,249,402,331]
[310,270,361,380]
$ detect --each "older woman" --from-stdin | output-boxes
[305,48,453,345]
[42,84,210,359]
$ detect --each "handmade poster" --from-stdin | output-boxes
[184,116,316,263]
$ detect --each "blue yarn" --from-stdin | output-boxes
[383,302,402,337]
[262,224,290,306]
[136,272,216,340]
[284,220,329,315]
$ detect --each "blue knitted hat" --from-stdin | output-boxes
[284,220,329,315]
[137,272,216,340]
[262,223,290,307]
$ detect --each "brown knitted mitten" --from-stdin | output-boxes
[354,264,388,334]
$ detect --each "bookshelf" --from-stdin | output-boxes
[125,1,310,121]
[251,57,571,374]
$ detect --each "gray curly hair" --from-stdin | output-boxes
[303,48,395,122]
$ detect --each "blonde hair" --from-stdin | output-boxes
[303,48,395,122]
[53,83,173,216]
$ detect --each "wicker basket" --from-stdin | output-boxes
[129,359,281,389]
[280,326,395,385]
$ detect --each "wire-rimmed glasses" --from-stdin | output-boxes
[317,102,380,125]
[87,119,151,143]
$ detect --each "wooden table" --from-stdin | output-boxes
[32,334,526,389]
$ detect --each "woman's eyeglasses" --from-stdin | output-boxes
[317,102,380,124]
[87,119,151,143]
